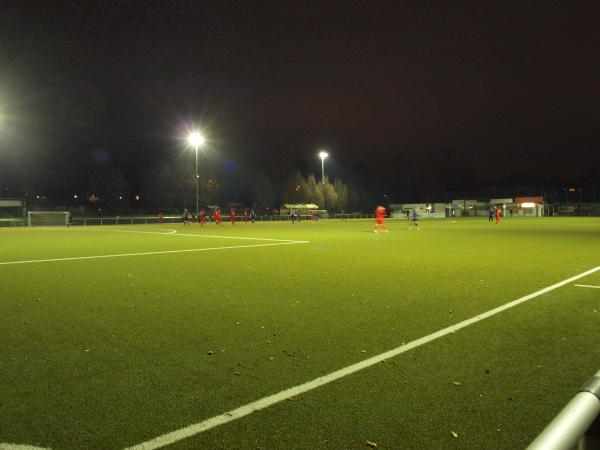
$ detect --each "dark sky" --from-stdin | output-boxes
[1,1,599,192]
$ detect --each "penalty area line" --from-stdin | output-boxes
[125,265,600,450]
[0,241,309,266]
[575,284,600,289]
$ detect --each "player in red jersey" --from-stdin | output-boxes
[230,208,236,225]
[374,206,389,233]
[495,206,501,224]
[213,209,221,225]
[199,209,207,226]
[243,210,249,223]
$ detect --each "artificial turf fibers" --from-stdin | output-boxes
[1,217,599,449]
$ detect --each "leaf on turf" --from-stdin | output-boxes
[366,440,378,448]
[451,431,459,438]
[536,364,544,368]
[361,350,367,353]
[452,381,461,386]
[207,350,214,355]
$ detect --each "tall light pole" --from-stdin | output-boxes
[319,151,328,210]
[187,131,205,218]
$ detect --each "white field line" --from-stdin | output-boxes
[0,445,51,450]
[125,265,600,450]
[80,227,303,243]
[575,284,600,289]
[92,229,178,235]
[14,227,179,234]
[0,241,308,266]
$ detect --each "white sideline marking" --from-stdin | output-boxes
[575,284,600,289]
[0,445,50,450]
[92,229,178,235]
[0,241,308,266]
[81,228,302,243]
[125,265,600,450]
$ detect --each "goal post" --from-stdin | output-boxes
[27,211,70,227]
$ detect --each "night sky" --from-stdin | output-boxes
[1,1,599,198]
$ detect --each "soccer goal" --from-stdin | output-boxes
[27,211,70,227]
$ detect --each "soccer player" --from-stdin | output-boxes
[215,209,222,225]
[374,206,389,233]
[159,212,164,224]
[410,208,420,230]
[243,210,249,223]
[182,208,191,226]
[230,208,236,225]
[495,206,501,224]
[250,209,256,224]
[488,207,494,222]
[199,209,207,226]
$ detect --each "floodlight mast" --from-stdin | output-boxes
[187,131,205,218]
[319,151,329,210]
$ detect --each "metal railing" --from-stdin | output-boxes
[527,370,600,450]
[0,218,24,227]
[68,214,383,225]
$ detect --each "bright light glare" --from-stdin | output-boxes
[522,202,535,208]
[319,151,329,160]
[187,131,205,148]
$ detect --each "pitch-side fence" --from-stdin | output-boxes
[67,214,378,226]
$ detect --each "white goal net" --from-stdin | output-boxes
[28,211,70,227]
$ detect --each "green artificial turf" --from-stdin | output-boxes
[1,217,599,449]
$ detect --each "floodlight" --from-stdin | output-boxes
[187,131,205,148]
[522,202,535,208]
[187,128,206,218]
[318,150,329,209]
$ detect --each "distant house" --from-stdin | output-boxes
[514,196,544,217]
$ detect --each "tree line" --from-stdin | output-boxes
[36,157,374,214]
